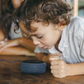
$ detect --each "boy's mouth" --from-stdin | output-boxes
[41,46,47,49]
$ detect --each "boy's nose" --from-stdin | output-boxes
[33,38,40,45]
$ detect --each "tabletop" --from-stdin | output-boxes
[0,55,84,84]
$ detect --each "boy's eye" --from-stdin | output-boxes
[37,36,43,39]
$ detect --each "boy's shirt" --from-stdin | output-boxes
[34,16,84,64]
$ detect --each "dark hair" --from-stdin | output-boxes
[1,0,25,38]
[13,0,28,32]
[1,0,14,38]
[0,0,1,20]
[14,0,73,32]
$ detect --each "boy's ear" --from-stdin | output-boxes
[54,24,59,30]
[54,23,65,31]
[59,19,66,25]
[58,25,65,31]
[42,21,49,26]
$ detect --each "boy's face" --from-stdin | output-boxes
[29,22,62,49]
[11,0,24,9]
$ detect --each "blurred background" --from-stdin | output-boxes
[70,0,84,18]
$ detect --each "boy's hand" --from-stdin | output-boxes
[49,54,69,78]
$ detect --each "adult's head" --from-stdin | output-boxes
[1,0,24,38]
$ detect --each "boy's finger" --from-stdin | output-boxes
[50,53,61,56]
[49,56,60,60]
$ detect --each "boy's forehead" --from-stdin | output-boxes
[31,21,43,27]
[30,22,45,31]
[29,32,42,37]
[29,27,45,36]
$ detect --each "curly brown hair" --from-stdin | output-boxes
[14,0,73,32]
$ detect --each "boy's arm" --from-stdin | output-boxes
[68,62,84,76]
[36,53,50,64]
[50,57,84,78]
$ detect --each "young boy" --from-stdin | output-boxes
[14,0,84,78]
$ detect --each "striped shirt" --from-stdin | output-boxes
[34,16,84,64]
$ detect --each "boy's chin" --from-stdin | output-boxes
[47,46,53,49]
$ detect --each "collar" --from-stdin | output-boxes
[58,25,69,52]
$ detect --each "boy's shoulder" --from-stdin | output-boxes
[66,16,84,38]
[68,16,84,31]
[68,16,84,39]
[70,16,84,25]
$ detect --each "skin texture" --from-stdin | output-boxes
[20,21,62,49]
